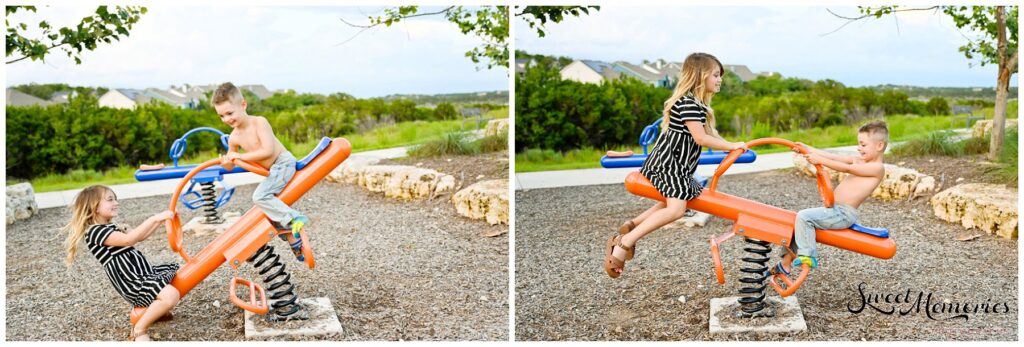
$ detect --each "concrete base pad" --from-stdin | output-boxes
[244,297,343,338]
[709,296,807,334]
[182,211,241,236]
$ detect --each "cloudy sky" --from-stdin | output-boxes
[5,5,509,97]
[516,5,1018,88]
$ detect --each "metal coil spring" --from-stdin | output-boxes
[199,182,224,224]
[737,237,771,316]
[248,244,301,319]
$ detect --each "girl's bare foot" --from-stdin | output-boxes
[130,330,151,341]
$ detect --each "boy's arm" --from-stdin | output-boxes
[237,117,276,163]
[221,139,238,170]
[806,153,883,177]
[796,142,856,164]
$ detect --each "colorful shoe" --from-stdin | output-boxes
[290,239,305,262]
[792,255,819,269]
[290,215,310,239]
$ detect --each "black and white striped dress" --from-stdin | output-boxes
[639,94,708,200]
[86,223,179,307]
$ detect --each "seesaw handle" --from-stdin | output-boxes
[708,137,834,208]
[166,158,270,262]
[768,263,811,297]
[229,277,269,314]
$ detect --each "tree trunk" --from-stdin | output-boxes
[988,6,1009,161]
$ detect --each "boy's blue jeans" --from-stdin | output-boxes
[781,203,859,259]
[252,151,300,227]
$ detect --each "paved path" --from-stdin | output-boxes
[514,128,971,190]
[34,146,411,209]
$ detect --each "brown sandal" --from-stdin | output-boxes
[618,221,637,260]
[604,235,634,278]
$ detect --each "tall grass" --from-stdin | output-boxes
[408,130,509,158]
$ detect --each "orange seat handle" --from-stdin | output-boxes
[709,137,834,208]
[228,277,269,315]
[768,263,811,297]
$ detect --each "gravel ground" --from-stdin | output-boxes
[515,167,1017,341]
[7,178,508,341]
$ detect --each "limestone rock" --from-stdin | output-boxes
[971,119,1018,138]
[930,183,1018,239]
[6,183,38,225]
[384,167,451,200]
[330,162,455,200]
[453,179,509,225]
[326,156,381,184]
[484,118,509,137]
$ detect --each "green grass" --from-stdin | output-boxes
[408,132,479,157]
[982,128,1018,186]
[17,119,480,193]
[408,130,509,158]
[514,113,1000,172]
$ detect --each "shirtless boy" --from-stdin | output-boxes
[213,82,309,261]
[771,120,888,275]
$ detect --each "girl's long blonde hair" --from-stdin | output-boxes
[662,52,724,137]
[63,185,113,267]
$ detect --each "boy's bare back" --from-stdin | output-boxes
[228,115,286,169]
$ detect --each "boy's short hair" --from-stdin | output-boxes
[212,82,244,105]
[858,120,889,149]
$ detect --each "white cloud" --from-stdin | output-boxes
[516,5,1017,87]
[5,5,507,97]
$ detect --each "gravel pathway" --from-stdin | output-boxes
[7,181,508,341]
[515,168,1017,341]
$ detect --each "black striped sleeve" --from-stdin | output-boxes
[87,224,116,247]
[669,97,706,125]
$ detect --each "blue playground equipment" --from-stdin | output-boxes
[599,118,758,169]
[136,127,241,224]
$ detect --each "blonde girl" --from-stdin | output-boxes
[605,52,748,278]
[64,185,179,341]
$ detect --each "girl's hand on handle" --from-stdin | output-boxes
[152,210,175,222]
[793,142,812,153]
[732,142,749,151]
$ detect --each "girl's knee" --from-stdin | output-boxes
[159,286,181,303]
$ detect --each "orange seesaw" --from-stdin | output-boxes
[623,138,895,308]
[129,137,351,324]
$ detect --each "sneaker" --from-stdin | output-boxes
[290,215,310,239]
[792,255,819,269]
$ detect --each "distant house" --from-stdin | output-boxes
[240,84,274,99]
[515,58,533,76]
[616,61,675,88]
[6,89,51,107]
[145,88,202,109]
[561,58,780,86]
[724,64,780,82]
[98,89,151,109]
[49,90,76,104]
[560,60,623,84]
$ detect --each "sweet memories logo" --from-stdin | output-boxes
[847,282,1014,321]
